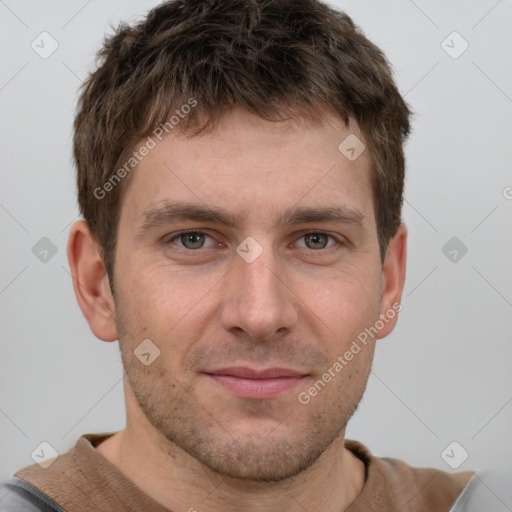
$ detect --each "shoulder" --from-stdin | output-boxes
[0,477,66,511]
[378,455,474,510]
[449,467,512,511]
[5,433,119,512]
[345,439,475,511]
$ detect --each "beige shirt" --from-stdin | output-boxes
[14,433,474,511]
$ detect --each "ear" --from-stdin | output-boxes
[67,220,118,342]
[376,223,407,339]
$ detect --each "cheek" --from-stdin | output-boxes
[116,263,220,361]
[309,264,380,321]
[307,271,381,369]
[122,262,201,317]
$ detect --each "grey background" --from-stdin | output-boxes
[1,0,511,483]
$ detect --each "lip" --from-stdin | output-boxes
[203,367,308,399]
[206,366,307,379]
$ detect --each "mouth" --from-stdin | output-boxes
[203,367,309,400]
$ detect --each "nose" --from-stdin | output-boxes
[220,243,299,342]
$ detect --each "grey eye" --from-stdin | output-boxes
[303,233,330,250]
[180,232,207,249]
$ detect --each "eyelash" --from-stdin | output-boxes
[164,229,344,253]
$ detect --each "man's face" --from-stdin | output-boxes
[111,109,389,481]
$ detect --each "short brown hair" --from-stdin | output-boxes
[73,0,412,289]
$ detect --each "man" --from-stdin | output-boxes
[1,0,509,510]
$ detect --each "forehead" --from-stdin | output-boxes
[120,108,375,229]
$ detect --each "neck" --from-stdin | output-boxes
[96,421,366,512]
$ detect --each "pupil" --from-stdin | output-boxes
[183,233,204,249]
[180,233,328,250]
[307,233,326,249]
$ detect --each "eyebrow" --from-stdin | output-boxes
[137,201,365,234]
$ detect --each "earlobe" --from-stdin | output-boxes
[376,224,407,340]
[67,220,118,342]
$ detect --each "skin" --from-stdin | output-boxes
[68,108,407,512]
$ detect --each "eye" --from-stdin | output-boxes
[166,230,217,250]
[299,231,340,251]
[164,230,343,254]
[295,232,339,250]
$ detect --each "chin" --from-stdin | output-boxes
[166,425,332,482]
